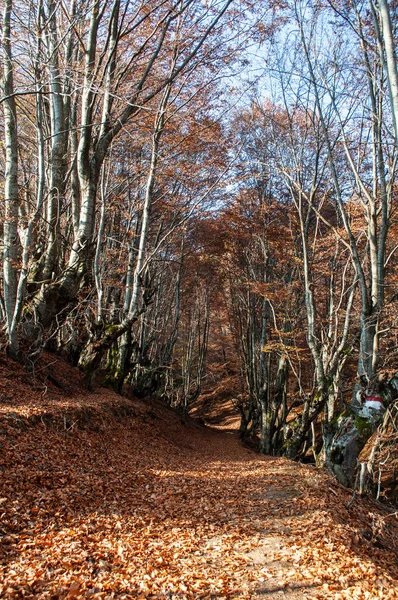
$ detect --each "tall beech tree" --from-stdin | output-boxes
[1,0,19,358]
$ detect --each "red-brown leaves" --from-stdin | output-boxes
[0,360,398,598]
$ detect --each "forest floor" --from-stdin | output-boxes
[0,355,398,599]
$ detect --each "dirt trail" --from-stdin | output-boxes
[0,358,398,599]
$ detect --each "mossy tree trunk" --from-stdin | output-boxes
[259,353,288,455]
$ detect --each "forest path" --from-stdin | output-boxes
[0,360,398,599]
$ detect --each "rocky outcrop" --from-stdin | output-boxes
[326,373,398,489]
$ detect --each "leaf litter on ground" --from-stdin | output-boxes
[0,355,398,599]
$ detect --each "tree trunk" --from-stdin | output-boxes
[260,353,288,455]
[42,0,67,281]
[375,0,398,146]
[2,0,20,357]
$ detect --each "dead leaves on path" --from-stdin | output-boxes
[0,392,398,599]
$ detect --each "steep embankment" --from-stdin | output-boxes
[0,355,398,599]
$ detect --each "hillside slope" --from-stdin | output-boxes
[0,355,398,599]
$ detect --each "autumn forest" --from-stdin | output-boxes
[2,0,398,597]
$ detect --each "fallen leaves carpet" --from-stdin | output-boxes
[0,359,398,599]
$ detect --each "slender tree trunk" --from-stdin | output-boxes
[2,0,20,357]
[94,167,107,324]
[375,0,398,146]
